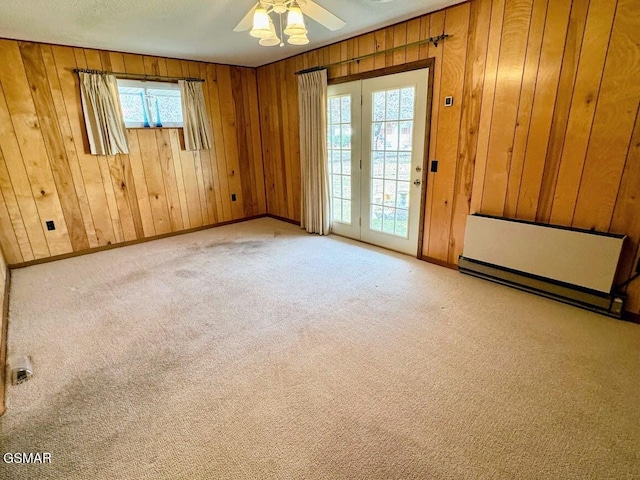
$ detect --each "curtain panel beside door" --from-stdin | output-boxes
[298,69,331,235]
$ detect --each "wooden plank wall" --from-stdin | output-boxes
[257,0,640,313]
[0,39,266,264]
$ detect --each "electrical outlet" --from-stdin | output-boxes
[231,194,237,202]
[45,220,55,231]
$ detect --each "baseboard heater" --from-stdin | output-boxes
[458,214,627,317]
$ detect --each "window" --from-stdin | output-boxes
[117,79,183,128]
[327,94,352,225]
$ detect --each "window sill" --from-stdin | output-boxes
[125,126,184,130]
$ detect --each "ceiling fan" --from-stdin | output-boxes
[234,1,346,47]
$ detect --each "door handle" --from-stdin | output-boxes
[413,179,421,186]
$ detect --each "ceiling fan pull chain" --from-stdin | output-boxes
[279,14,285,47]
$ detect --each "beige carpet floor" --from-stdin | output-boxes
[1,217,639,479]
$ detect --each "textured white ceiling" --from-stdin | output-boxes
[0,0,466,67]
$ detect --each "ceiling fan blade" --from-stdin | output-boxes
[301,0,346,31]
[233,3,259,32]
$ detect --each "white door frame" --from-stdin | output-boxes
[326,60,434,258]
[326,81,362,240]
[360,69,429,255]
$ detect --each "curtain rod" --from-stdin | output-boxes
[295,33,450,75]
[73,68,205,83]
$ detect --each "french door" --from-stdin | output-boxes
[327,69,429,255]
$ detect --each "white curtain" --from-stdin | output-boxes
[298,69,330,235]
[179,80,213,151]
[79,73,129,155]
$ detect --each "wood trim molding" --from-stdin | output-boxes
[328,59,435,85]
[10,215,268,270]
[0,265,11,417]
[417,61,436,259]
[421,255,459,271]
[267,214,301,226]
[622,311,640,324]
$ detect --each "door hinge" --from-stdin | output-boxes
[360,95,363,106]
[359,217,361,226]
[359,159,362,169]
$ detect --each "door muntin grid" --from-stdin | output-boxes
[369,86,415,238]
[327,94,352,225]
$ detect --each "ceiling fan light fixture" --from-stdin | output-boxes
[259,18,281,46]
[284,3,307,36]
[288,33,309,45]
[237,0,344,48]
[259,36,282,46]
[249,6,272,38]
[272,0,287,14]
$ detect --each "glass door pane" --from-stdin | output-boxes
[327,81,361,240]
[328,94,352,224]
[369,87,415,239]
[360,69,429,256]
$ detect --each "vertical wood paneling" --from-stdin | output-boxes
[0,40,72,256]
[405,19,422,63]
[480,0,533,216]
[448,0,492,264]
[167,128,191,229]
[156,129,184,232]
[549,0,618,226]
[19,42,90,252]
[43,46,100,248]
[373,29,387,70]
[0,81,44,260]
[504,0,548,218]
[0,158,23,263]
[107,155,138,242]
[535,0,590,223]
[126,130,156,237]
[515,0,572,220]
[137,129,172,235]
[0,41,264,263]
[197,64,219,225]
[572,0,639,231]
[245,68,267,215]
[611,107,640,312]
[0,149,31,262]
[217,65,246,220]
[286,59,301,221]
[205,64,231,222]
[232,67,255,218]
[358,33,376,73]
[277,61,295,219]
[470,0,505,214]
[257,68,275,214]
[426,4,470,262]
[393,24,407,65]
[257,0,640,312]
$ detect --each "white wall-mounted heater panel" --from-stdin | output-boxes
[458,214,627,317]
